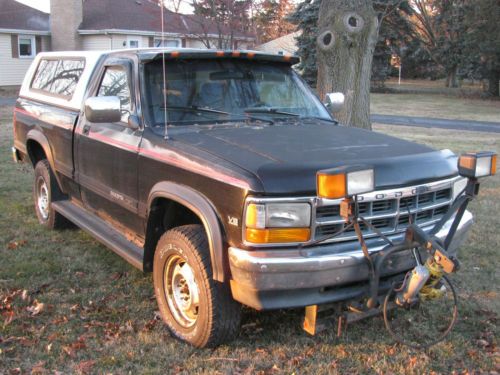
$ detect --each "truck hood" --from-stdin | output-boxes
[172,122,458,194]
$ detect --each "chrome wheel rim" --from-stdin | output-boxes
[37,178,49,220]
[164,255,200,328]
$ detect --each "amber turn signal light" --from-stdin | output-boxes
[245,228,311,244]
[458,152,497,178]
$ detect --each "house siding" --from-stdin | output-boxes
[82,35,112,50]
[0,33,49,87]
[81,34,151,50]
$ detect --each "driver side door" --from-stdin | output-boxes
[75,59,143,235]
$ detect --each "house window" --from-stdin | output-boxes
[127,36,141,48]
[18,35,36,58]
[154,39,180,48]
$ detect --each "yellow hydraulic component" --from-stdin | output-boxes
[420,258,445,300]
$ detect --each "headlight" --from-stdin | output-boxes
[317,166,375,199]
[245,202,311,244]
[458,152,497,178]
[453,178,468,200]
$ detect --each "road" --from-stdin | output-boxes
[1,97,498,133]
[372,114,500,133]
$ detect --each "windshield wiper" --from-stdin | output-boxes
[162,105,231,116]
[300,116,338,124]
[244,108,300,117]
[162,105,275,125]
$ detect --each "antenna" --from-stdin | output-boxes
[160,0,170,140]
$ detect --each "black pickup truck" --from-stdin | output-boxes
[12,49,477,347]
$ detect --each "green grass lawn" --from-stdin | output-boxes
[371,93,500,123]
[1,105,499,374]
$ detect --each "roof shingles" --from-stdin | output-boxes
[0,0,50,32]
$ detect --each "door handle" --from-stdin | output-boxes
[82,125,90,135]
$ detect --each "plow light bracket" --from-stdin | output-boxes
[317,166,375,199]
[458,151,497,178]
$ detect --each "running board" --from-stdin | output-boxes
[52,201,144,271]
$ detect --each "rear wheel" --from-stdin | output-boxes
[153,224,241,347]
[33,160,70,229]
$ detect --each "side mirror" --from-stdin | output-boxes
[324,92,345,113]
[84,96,122,123]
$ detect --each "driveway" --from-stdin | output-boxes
[371,114,500,133]
[0,97,16,106]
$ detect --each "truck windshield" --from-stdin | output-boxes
[143,59,332,127]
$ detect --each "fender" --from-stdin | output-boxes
[26,129,65,191]
[148,181,226,282]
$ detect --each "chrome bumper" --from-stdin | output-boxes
[229,210,473,310]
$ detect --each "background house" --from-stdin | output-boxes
[0,0,255,87]
[255,31,299,56]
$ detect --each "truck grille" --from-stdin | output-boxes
[313,181,454,243]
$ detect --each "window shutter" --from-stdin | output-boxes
[11,35,19,58]
[149,37,154,47]
[36,36,42,54]
[181,38,186,48]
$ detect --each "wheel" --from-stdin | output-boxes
[153,224,241,347]
[33,160,70,229]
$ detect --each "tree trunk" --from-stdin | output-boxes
[316,0,379,130]
[486,70,499,97]
[445,66,459,88]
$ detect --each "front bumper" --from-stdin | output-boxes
[229,210,473,310]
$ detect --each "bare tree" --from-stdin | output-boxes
[189,0,254,49]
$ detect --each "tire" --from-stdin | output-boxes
[33,160,70,229]
[153,224,241,347]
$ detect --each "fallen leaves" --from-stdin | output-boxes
[6,240,27,250]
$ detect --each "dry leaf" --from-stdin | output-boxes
[120,320,134,333]
[408,356,418,368]
[477,339,490,348]
[31,361,47,374]
[7,240,27,250]
[27,300,45,316]
[51,316,68,325]
[110,272,123,281]
[3,310,15,326]
[21,290,29,301]
[75,360,96,374]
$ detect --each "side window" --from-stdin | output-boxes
[31,60,59,91]
[97,66,131,122]
[31,58,85,98]
[50,60,85,97]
